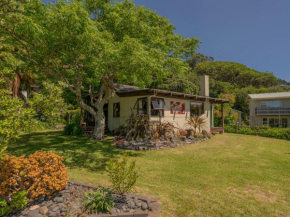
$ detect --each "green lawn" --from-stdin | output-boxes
[8,131,290,217]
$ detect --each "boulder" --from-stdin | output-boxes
[141,202,148,210]
[39,206,48,215]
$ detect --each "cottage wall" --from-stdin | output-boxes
[108,94,211,132]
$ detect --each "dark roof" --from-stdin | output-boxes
[115,85,229,104]
[113,84,142,93]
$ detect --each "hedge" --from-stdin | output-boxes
[224,125,290,141]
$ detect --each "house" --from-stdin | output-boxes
[83,75,228,134]
[248,92,290,128]
[84,75,229,133]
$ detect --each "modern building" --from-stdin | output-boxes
[248,92,290,128]
[84,75,229,133]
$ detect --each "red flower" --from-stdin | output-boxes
[122,139,125,142]
[117,140,120,142]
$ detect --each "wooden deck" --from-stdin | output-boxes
[211,127,224,134]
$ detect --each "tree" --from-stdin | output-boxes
[1,0,200,140]
[194,61,279,89]
[187,53,214,69]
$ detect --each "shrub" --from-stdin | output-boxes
[0,151,68,199]
[150,121,176,140]
[64,123,83,135]
[106,154,138,195]
[0,191,28,216]
[124,113,150,141]
[83,187,114,214]
[225,125,290,141]
[187,115,207,136]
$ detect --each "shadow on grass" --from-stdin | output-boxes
[7,131,143,173]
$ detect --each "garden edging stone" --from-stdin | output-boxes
[10,181,161,217]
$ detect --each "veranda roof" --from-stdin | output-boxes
[248,92,290,100]
[115,84,229,104]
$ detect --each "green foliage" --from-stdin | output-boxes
[0,191,28,216]
[29,82,68,124]
[0,90,34,159]
[64,123,83,135]
[187,53,214,69]
[9,191,28,211]
[0,0,200,140]
[225,125,290,141]
[194,61,278,89]
[83,187,114,214]
[107,154,138,195]
[21,119,56,133]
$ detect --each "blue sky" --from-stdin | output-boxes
[42,0,290,82]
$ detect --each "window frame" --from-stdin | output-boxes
[260,100,282,108]
[151,98,165,117]
[282,118,288,128]
[262,118,268,126]
[135,97,148,115]
[190,101,204,117]
[113,102,120,118]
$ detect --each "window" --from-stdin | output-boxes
[135,98,147,115]
[282,118,288,128]
[262,118,268,126]
[269,118,280,128]
[151,98,165,116]
[190,102,204,116]
[269,118,275,127]
[113,103,120,117]
[260,100,282,108]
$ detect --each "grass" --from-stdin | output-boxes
[8,131,290,217]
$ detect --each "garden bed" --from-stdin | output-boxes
[12,181,161,217]
[114,135,212,151]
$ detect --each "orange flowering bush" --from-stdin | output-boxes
[0,151,68,199]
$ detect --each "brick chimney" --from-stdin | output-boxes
[200,75,209,97]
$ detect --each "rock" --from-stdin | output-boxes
[21,210,29,215]
[60,189,70,194]
[47,211,57,217]
[44,200,54,208]
[51,206,60,212]
[180,136,186,141]
[110,208,117,213]
[137,202,141,207]
[60,207,67,213]
[28,208,39,217]
[128,202,135,209]
[58,203,64,208]
[133,197,139,205]
[39,206,48,215]
[202,130,209,138]
[169,143,176,148]
[53,197,64,203]
[141,202,148,210]
[29,205,40,211]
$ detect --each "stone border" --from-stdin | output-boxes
[69,181,162,217]
[115,136,211,151]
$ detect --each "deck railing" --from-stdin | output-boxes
[256,107,290,115]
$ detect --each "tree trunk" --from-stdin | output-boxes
[91,110,105,140]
